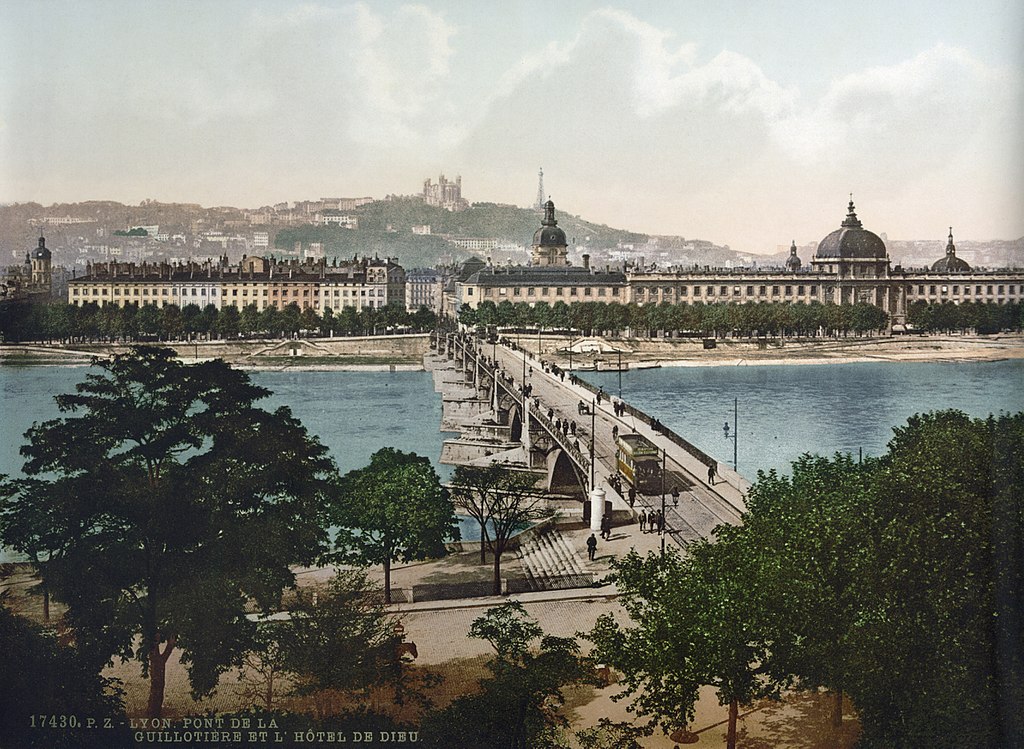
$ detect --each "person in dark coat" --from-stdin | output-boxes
[638,509,647,532]
[586,533,597,561]
[671,487,680,507]
[707,464,716,485]
[600,514,611,540]
[628,486,637,508]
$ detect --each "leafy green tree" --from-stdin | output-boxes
[589,544,778,749]
[137,302,160,338]
[0,347,338,718]
[741,453,877,727]
[239,303,261,337]
[448,463,551,594]
[419,602,595,749]
[334,448,457,604]
[238,569,399,709]
[0,605,131,749]
[217,304,240,338]
[845,411,1024,748]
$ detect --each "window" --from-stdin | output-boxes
[541,287,549,296]
[584,287,592,296]
[810,286,817,295]
[693,286,701,296]
[513,287,521,296]
[499,287,507,296]
[707,286,714,296]
[918,285,925,294]
[941,286,948,294]
[598,288,606,296]
[746,286,753,295]
[998,285,1005,294]
[527,287,535,296]
[466,287,473,295]
[611,287,619,296]
[798,285,804,295]
[785,286,792,296]
[929,286,936,295]
[720,286,728,296]
[772,286,779,296]
[759,285,766,295]
[569,287,577,296]
[556,287,563,296]
[733,286,740,296]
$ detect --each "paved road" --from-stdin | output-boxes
[467,337,748,546]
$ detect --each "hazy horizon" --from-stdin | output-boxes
[3,1,1022,253]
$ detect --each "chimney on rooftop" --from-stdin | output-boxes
[582,253,590,271]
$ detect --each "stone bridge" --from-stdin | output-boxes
[427,330,750,545]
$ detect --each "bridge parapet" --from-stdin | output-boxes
[527,400,591,476]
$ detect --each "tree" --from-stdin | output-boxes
[0,347,338,718]
[0,604,131,749]
[419,602,595,749]
[448,463,552,594]
[334,448,457,604]
[740,454,878,728]
[589,544,779,749]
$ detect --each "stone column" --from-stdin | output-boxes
[589,487,606,532]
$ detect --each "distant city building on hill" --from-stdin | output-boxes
[423,174,469,211]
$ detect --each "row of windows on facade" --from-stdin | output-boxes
[72,286,389,298]
[634,283,1019,298]
[467,286,622,297]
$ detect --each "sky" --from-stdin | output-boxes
[2,0,1022,253]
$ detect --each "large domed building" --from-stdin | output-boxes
[809,198,894,307]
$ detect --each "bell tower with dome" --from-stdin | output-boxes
[811,197,892,308]
[532,199,569,266]
[30,235,53,292]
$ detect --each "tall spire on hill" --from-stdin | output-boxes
[535,168,545,210]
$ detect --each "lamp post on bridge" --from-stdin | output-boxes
[660,447,667,558]
[616,349,622,398]
[722,397,738,472]
[589,398,596,491]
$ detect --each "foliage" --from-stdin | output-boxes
[589,544,779,747]
[0,604,131,749]
[1,300,438,343]
[588,410,1024,748]
[418,602,596,749]
[448,463,551,594]
[0,347,338,718]
[333,448,458,603]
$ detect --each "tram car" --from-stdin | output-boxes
[615,433,662,494]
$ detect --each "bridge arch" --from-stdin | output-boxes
[546,448,586,498]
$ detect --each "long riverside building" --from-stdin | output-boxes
[68,254,406,311]
[454,199,1024,327]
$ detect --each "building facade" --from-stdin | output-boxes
[452,198,1024,326]
[68,255,406,312]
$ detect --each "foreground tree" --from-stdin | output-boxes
[448,463,551,594]
[0,347,338,718]
[419,601,596,749]
[334,448,458,604]
[590,543,778,749]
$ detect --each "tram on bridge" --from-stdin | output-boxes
[615,433,662,494]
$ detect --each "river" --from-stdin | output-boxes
[2,359,1022,560]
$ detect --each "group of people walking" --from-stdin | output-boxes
[637,508,666,534]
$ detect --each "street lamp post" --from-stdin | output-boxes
[616,349,622,398]
[590,399,596,491]
[722,397,738,472]
[660,448,667,557]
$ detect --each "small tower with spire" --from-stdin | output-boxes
[785,240,802,271]
[30,233,53,292]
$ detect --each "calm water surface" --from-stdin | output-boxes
[2,360,1022,559]
[582,359,1024,478]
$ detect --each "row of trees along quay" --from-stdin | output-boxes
[2,347,1021,747]
[0,300,439,344]
[458,298,1024,337]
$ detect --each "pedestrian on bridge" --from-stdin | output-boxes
[638,509,647,533]
[656,509,665,534]
[612,425,619,441]
[600,514,611,540]
[586,533,597,561]
[672,487,680,508]
[707,464,716,485]
[628,486,636,508]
